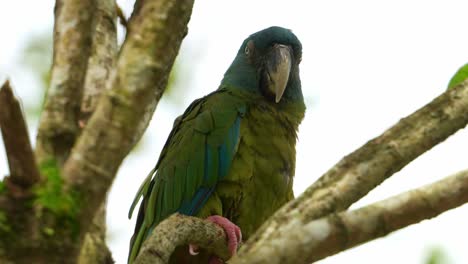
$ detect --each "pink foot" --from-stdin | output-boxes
[206,215,242,256]
[189,215,242,263]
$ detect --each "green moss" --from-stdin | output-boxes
[35,159,80,236]
[0,181,8,234]
[42,227,55,236]
[0,211,11,234]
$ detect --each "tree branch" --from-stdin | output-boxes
[134,214,231,264]
[136,169,468,264]
[62,0,194,245]
[35,0,96,166]
[77,0,117,261]
[238,80,468,257]
[229,169,468,264]
[78,203,114,264]
[80,0,118,126]
[0,81,40,187]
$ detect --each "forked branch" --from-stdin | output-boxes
[62,0,195,246]
[35,0,97,166]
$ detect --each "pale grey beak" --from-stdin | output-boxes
[265,44,292,103]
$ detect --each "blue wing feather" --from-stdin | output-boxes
[177,115,241,216]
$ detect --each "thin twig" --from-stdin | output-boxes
[116,3,128,29]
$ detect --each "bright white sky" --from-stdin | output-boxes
[1,0,468,263]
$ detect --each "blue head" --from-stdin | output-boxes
[221,26,303,103]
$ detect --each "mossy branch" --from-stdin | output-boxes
[61,0,195,249]
[34,159,80,238]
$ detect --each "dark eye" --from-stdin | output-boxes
[244,45,250,55]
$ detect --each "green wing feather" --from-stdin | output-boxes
[128,89,245,263]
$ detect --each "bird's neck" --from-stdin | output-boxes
[221,55,259,93]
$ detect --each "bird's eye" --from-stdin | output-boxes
[245,40,254,57]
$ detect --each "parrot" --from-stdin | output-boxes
[128,26,305,263]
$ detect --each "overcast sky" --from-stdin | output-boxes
[1,0,468,263]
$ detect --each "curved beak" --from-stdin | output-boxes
[264,44,292,103]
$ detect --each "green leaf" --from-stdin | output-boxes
[425,246,451,264]
[447,63,468,89]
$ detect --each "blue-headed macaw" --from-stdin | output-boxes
[128,26,305,263]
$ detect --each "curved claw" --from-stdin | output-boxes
[189,244,200,255]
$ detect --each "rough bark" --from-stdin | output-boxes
[35,0,96,166]
[77,0,118,262]
[0,83,77,263]
[0,0,194,262]
[80,0,118,126]
[0,81,40,188]
[78,203,113,264]
[62,0,194,252]
[0,82,41,262]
